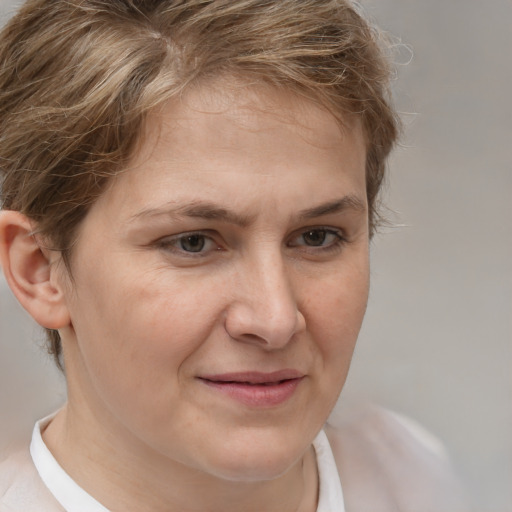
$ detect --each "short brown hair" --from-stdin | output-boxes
[0,0,399,368]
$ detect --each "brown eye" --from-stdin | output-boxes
[302,229,327,246]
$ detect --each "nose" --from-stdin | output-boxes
[224,255,306,349]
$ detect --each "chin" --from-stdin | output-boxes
[203,436,307,483]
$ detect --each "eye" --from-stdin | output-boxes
[156,232,221,256]
[178,234,207,253]
[302,229,331,247]
[288,228,345,251]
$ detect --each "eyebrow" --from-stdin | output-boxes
[298,196,367,220]
[128,195,366,227]
[128,201,254,227]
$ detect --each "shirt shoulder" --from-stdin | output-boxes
[325,404,470,512]
[0,447,64,512]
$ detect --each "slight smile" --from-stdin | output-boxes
[198,370,305,407]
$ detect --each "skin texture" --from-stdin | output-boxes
[0,84,369,512]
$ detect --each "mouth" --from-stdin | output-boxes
[198,370,304,407]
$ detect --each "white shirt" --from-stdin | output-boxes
[26,414,345,512]
[2,405,470,512]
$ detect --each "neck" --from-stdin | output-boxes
[43,404,319,512]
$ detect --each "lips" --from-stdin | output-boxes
[198,370,304,407]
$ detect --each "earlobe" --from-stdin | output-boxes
[0,210,71,330]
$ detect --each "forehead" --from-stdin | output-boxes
[134,80,364,166]
[92,83,367,221]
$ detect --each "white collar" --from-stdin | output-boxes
[30,413,110,512]
[314,429,346,511]
[31,415,345,512]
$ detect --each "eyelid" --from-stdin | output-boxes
[287,226,347,250]
[156,230,223,257]
[154,226,347,259]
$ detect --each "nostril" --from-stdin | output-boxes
[233,332,267,344]
[296,310,307,332]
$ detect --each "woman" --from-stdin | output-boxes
[0,1,466,511]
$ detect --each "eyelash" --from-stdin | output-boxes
[156,231,221,258]
[155,227,347,258]
[287,228,347,255]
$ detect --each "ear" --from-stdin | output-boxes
[0,210,71,330]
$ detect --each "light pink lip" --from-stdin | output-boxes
[200,369,304,384]
[198,370,305,407]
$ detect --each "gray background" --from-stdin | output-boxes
[0,0,511,510]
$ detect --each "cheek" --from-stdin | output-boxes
[295,265,369,426]
[64,270,225,429]
[301,266,369,397]
[71,272,220,369]
[305,263,369,340]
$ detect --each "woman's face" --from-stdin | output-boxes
[59,84,369,481]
